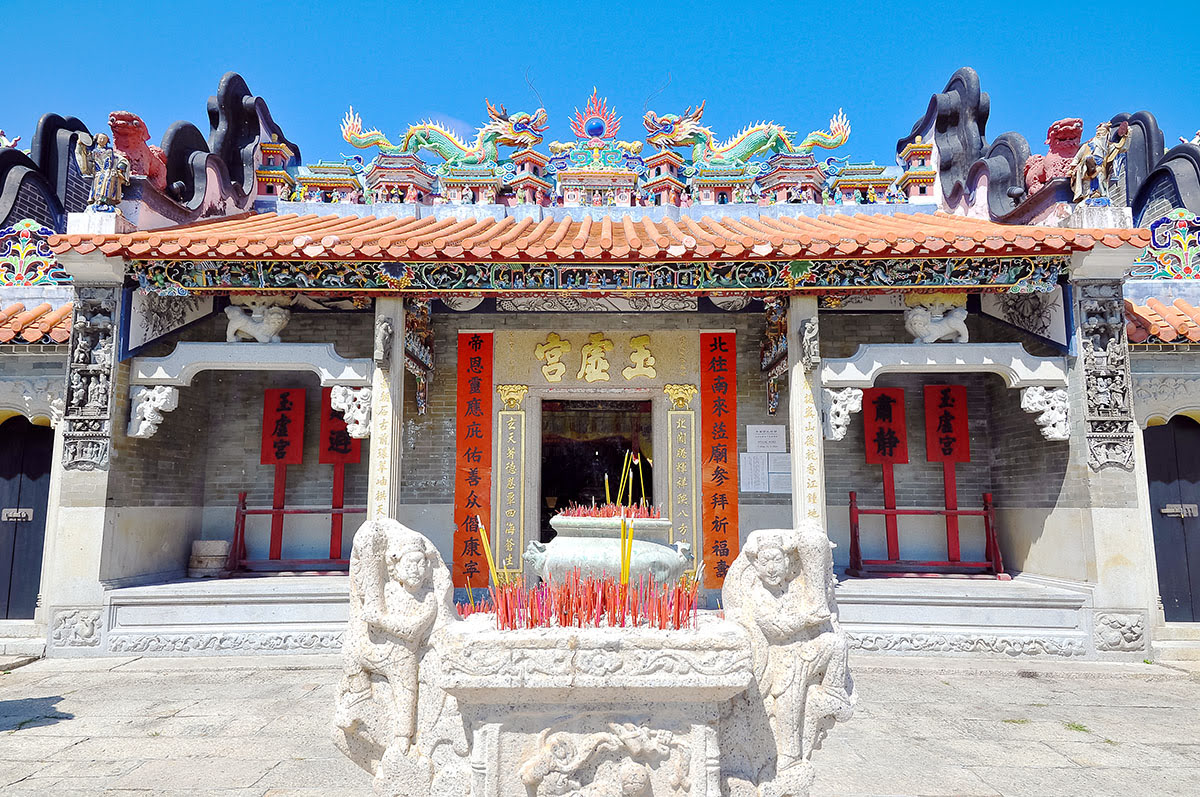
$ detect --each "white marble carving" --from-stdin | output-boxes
[50,608,102,647]
[108,631,342,654]
[0,377,65,426]
[1093,612,1145,652]
[1020,386,1070,441]
[330,386,372,439]
[131,342,372,387]
[821,343,1068,389]
[848,632,1087,657]
[904,304,969,343]
[127,385,179,438]
[333,520,470,796]
[336,519,853,796]
[822,387,863,441]
[224,304,291,343]
[720,525,854,795]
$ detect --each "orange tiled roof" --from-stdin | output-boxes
[0,302,72,344]
[1126,297,1200,343]
[48,211,1149,263]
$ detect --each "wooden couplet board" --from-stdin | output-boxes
[495,410,525,574]
[861,387,907,561]
[261,388,306,560]
[319,388,362,559]
[453,332,493,588]
[923,384,969,562]
[700,332,739,587]
[668,408,699,573]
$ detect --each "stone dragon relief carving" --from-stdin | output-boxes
[108,632,342,654]
[1075,281,1136,470]
[519,723,687,797]
[50,608,102,647]
[848,633,1086,657]
[63,287,118,470]
[1020,386,1070,441]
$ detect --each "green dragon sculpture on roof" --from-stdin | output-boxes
[642,101,850,168]
[341,100,548,166]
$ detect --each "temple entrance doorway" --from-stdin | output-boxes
[1145,416,1200,621]
[539,399,653,542]
[0,416,52,619]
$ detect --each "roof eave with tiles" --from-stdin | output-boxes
[48,210,1149,264]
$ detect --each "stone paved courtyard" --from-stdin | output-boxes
[0,654,1198,796]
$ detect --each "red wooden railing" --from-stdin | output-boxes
[847,491,1008,579]
[226,491,366,573]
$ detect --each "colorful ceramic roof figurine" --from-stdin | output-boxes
[642,102,850,169]
[340,100,548,168]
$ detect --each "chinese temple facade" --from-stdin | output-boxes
[4,68,1200,661]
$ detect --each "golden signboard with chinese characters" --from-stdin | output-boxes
[668,405,699,577]
[496,330,696,388]
[495,409,526,573]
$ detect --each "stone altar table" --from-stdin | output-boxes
[333,519,854,797]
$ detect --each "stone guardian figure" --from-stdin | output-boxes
[333,519,467,796]
[721,524,855,796]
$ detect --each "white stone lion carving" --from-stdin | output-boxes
[904,304,969,344]
[224,304,291,343]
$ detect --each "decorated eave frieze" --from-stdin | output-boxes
[128,254,1066,296]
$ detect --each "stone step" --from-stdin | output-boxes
[1151,640,1200,661]
[0,620,38,639]
[1154,622,1200,642]
[0,638,45,658]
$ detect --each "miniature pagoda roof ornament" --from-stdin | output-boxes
[340,100,548,168]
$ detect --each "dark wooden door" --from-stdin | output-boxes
[0,416,52,619]
[1144,416,1200,622]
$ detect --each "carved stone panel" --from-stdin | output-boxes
[1074,280,1136,471]
[63,287,119,470]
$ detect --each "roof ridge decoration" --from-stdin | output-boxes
[0,218,70,286]
[642,102,850,172]
[340,101,549,174]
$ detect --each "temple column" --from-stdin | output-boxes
[367,298,406,520]
[787,296,825,530]
[1066,247,1157,655]
[36,270,123,654]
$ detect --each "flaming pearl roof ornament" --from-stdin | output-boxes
[571,88,621,141]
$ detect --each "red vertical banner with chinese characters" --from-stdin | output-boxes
[453,332,493,588]
[923,384,969,562]
[261,388,306,560]
[862,387,906,562]
[261,388,306,466]
[318,388,362,465]
[923,385,970,463]
[700,331,739,588]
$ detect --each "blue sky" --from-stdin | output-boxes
[3,0,1198,164]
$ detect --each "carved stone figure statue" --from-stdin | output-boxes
[1070,122,1128,202]
[75,132,131,210]
[333,519,467,796]
[721,525,854,794]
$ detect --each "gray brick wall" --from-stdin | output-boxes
[111,311,373,508]
[399,308,789,511]
[821,309,1072,512]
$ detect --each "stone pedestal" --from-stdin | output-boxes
[440,617,750,797]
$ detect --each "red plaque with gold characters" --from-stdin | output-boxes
[700,331,739,587]
[453,332,493,588]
